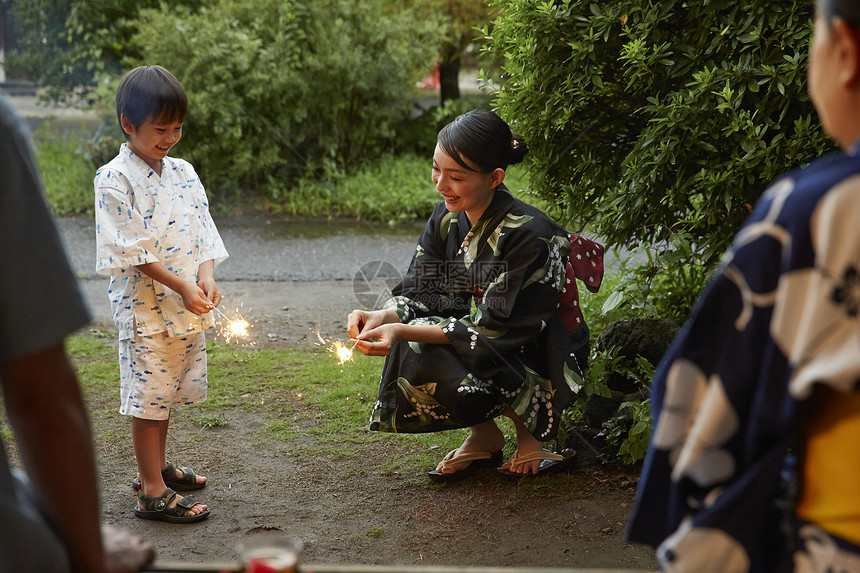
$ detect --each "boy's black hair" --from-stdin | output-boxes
[437,109,528,174]
[116,65,187,139]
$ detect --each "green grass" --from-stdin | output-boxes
[192,414,230,429]
[65,332,470,477]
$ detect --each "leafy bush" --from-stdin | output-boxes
[555,346,654,466]
[482,0,834,316]
[602,228,713,320]
[599,396,652,466]
[31,122,97,216]
[7,0,199,103]
[391,93,497,158]
[266,154,439,223]
[117,0,446,197]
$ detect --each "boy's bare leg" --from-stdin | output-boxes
[134,414,207,487]
[132,417,207,515]
[158,416,168,469]
[501,410,546,475]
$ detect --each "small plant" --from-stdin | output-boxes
[599,399,652,466]
[601,227,713,321]
[193,414,230,429]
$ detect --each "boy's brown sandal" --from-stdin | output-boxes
[161,460,207,490]
[134,488,210,523]
[131,460,207,492]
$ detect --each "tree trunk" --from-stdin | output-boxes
[439,46,461,103]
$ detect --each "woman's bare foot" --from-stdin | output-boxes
[435,420,506,474]
[501,411,547,475]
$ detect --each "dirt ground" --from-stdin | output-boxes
[79,279,658,572]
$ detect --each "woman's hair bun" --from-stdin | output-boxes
[509,133,529,165]
[438,108,529,172]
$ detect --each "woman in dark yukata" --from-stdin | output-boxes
[347,109,603,481]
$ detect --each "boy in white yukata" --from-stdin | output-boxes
[94,65,228,523]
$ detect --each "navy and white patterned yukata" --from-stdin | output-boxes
[627,141,860,572]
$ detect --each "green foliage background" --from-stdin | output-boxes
[481,0,834,315]
[122,0,446,195]
[5,0,198,102]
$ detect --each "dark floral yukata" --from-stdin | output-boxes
[369,186,601,440]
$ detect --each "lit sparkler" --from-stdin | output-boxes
[333,338,361,364]
[212,305,254,345]
[314,328,360,365]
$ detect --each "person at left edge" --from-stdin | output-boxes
[0,94,155,572]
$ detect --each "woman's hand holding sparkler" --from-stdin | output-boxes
[347,309,396,336]
[351,323,403,356]
[346,309,451,357]
[347,309,399,356]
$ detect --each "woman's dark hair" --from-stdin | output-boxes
[437,109,528,173]
[820,0,860,27]
[115,65,187,138]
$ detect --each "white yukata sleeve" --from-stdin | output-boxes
[94,170,161,276]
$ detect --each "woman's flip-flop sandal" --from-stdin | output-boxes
[135,488,210,524]
[427,449,504,483]
[132,460,207,492]
[496,448,577,480]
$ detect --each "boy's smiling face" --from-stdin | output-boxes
[121,114,183,173]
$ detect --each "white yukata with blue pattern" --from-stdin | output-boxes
[95,143,228,419]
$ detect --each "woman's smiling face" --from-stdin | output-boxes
[122,114,183,172]
[431,144,504,225]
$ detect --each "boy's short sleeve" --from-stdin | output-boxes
[93,165,161,276]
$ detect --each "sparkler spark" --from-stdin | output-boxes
[213,305,254,345]
[333,340,355,364]
[314,327,360,365]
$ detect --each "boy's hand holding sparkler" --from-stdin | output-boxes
[176,281,217,315]
[136,261,216,316]
[197,259,222,311]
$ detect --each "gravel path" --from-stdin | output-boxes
[59,215,421,342]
